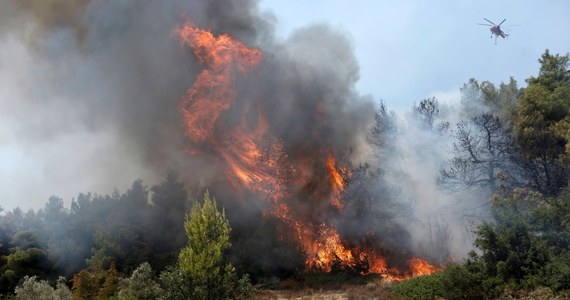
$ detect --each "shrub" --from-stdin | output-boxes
[118,262,163,300]
[390,272,443,299]
[543,251,570,292]
[158,265,193,300]
[439,263,485,300]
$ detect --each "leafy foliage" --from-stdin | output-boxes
[437,188,570,297]
[1,247,48,295]
[157,265,194,300]
[390,273,443,299]
[514,50,570,196]
[14,275,72,300]
[118,262,163,300]
[432,51,570,297]
[178,191,253,299]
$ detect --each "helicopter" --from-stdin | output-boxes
[478,18,509,44]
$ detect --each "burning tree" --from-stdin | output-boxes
[437,113,516,195]
[174,19,437,280]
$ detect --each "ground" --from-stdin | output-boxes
[253,279,405,300]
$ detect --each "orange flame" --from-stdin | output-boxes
[176,21,263,143]
[176,21,286,200]
[306,225,354,271]
[326,154,349,209]
[327,154,346,190]
[408,257,437,277]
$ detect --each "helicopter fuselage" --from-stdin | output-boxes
[490,25,508,38]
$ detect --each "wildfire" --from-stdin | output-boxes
[176,20,286,200]
[305,225,354,271]
[326,154,349,210]
[408,257,437,276]
[176,20,438,281]
[176,21,263,143]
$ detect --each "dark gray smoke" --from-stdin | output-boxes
[0,0,276,208]
[1,0,460,272]
[1,0,372,208]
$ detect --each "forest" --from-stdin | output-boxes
[1,49,569,299]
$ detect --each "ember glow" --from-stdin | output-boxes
[176,20,437,280]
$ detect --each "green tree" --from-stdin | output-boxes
[14,276,72,300]
[515,50,570,196]
[85,230,123,272]
[178,191,252,299]
[118,262,163,300]
[460,78,521,124]
[1,247,48,294]
[439,188,570,296]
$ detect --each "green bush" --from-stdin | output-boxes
[390,272,443,299]
[434,189,570,297]
[543,251,570,292]
[158,265,194,300]
[439,264,476,300]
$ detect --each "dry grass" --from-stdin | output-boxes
[253,281,406,300]
[497,287,570,300]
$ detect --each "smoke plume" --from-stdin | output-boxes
[0,0,482,275]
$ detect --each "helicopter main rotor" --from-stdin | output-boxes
[479,18,507,27]
[483,18,496,25]
[478,18,510,44]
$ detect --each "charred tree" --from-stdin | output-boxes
[437,113,517,195]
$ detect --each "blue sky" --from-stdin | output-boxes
[260,0,570,110]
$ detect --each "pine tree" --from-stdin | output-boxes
[178,191,252,299]
[515,50,570,195]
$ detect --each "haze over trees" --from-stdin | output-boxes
[437,112,515,195]
[392,50,570,299]
[1,50,569,298]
